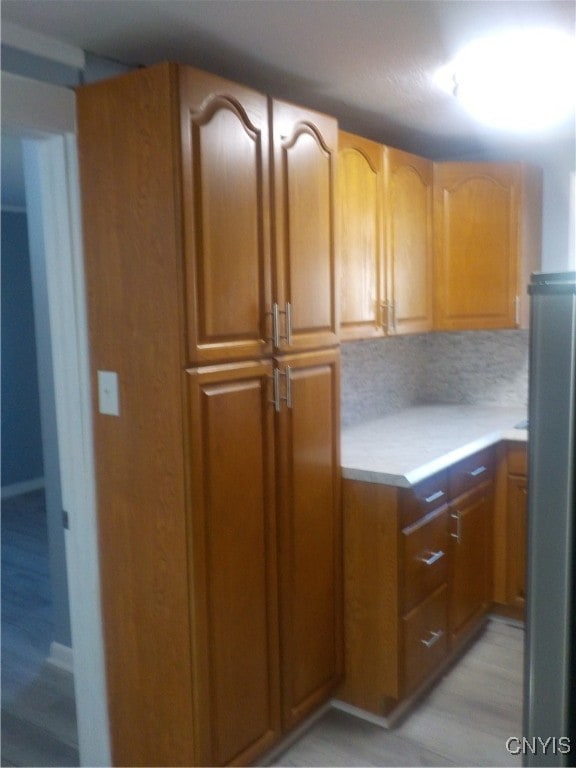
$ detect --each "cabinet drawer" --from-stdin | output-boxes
[508,443,527,476]
[448,448,493,499]
[399,470,448,528]
[401,507,449,613]
[402,583,448,694]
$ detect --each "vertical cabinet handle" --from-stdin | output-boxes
[268,367,292,412]
[451,510,461,543]
[270,302,292,347]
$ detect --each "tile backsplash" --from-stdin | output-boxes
[341,330,529,427]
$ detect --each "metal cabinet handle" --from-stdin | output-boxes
[421,629,444,649]
[451,510,461,543]
[419,550,445,566]
[469,465,487,477]
[424,490,445,505]
[269,368,281,412]
[283,367,292,409]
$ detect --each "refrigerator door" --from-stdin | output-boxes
[524,272,576,766]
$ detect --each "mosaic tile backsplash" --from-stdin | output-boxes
[341,330,529,427]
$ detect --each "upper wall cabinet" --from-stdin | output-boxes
[433,162,542,331]
[384,147,434,335]
[337,131,385,340]
[271,100,339,352]
[336,133,434,341]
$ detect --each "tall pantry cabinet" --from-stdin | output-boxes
[77,62,341,767]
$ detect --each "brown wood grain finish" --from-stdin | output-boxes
[186,361,281,766]
[507,475,527,610]
[448,481,493,646]
[433,162,541,331]
[179,67,273,364]
[402,584,448,694]
[271,100,339,351]
[78,62,342,767]
[337,132,385,340]
[275,349,342,728]
[385,148,434,335]
[77,63,196,766]
[339,480,400,711]
[401,506,449,614]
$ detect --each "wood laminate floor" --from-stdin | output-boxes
[1,490,79,767]
[272,619,524,767]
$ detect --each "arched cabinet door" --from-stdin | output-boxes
[179,67,273,364]
[337,132,386,340]
[385,147,433,335]
[433,162,541,331]
[271,99,339,352]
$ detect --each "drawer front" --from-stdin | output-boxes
[448,448,494,500]
[399,470,448,528]
[402,583,448,694]
[507,443,527,476]
[401,506,449,614]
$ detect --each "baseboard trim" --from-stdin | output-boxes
[48,642,74,674]
[1,477,45,499]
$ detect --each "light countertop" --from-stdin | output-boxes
[341,404,527,488]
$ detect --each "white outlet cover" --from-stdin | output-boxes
[97,370,120,416]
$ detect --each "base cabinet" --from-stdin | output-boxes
[493,442,527,619]
[339,448,493,719]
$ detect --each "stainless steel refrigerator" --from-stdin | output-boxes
[524,271,576,767]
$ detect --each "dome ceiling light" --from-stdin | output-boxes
[434,28,576,132]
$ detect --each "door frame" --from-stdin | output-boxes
[1,71,110,766]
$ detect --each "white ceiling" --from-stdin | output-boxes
[2,0,575,158]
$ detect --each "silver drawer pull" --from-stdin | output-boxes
[421,629,444,649]
[419,550,445,566]
[424,490,445,504]
[469,465,487,477]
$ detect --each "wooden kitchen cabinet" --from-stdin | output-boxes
[271,100,339,352]
[337,131,385,340]
[493,442,527,619]
[77,62,341,767]
[275,349,342,728]
[433,162,542,331]
[339,471,450,716]
[384,147,434,335]
[336,135,433,340]
[448,449,494,647]
[339,448,494,721]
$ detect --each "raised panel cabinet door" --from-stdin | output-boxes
[385,148,433,335]
[434,162,522,330]
[187,360,281,766]
[275,349,342,728]
[507,474,527,610]
[179,66,273,364]
[449,483,493,643]
[337,131,385,340]
[271,99,339,351]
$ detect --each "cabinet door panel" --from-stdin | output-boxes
[401,506,449,614]
[507,475,527,609]
[276,349,342,727]
[272,100,338,351]
[187,361,281,765]
[434,163,519,330]
[180,67,273,363]
[386,148,433,335]
[449,483,492,643]
[337,132,384,339]
[402,584,448,694]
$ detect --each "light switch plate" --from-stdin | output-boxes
[98,370,120,416]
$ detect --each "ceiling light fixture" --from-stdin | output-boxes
[435,28,576,132]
